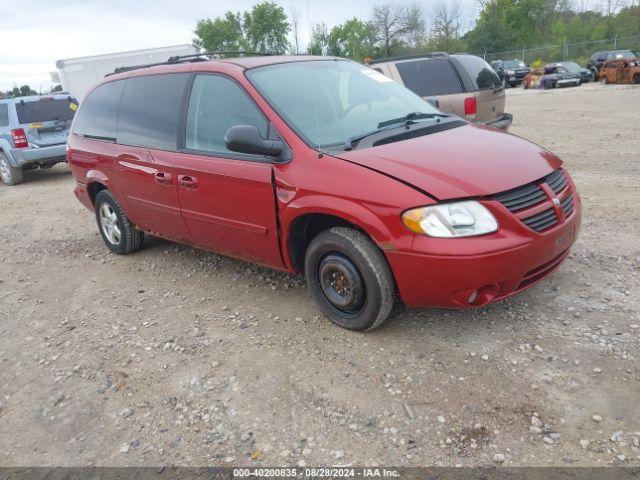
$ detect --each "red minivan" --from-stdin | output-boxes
[68,55,581,331]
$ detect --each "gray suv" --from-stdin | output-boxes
[0,94,77,185]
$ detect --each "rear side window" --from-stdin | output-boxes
[117,74,189,151]
[15,98,77,124]
[396,59,463,97]
[456,56,502,90]
[185,75,268,155]
[73,81,124,140]
[0,104,9,127]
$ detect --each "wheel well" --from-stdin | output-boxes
[287,214,364,273]
[87,182,108,206]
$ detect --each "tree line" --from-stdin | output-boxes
[194,0,640,62]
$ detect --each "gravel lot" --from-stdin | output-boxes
[0,83,638,467]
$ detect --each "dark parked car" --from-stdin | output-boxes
[548,61,591,83]
[497,59,531,87]
[523,65,580,89]
[587,50,638,81]
[68,55,580,332]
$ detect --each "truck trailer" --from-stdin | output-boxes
[55,44,197,101]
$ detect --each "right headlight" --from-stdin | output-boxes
[402,201,499,238]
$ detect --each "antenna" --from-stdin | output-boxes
[306,0,312,53]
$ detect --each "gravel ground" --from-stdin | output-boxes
[0,83,638,467]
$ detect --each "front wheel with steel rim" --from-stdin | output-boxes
[94,189,144,254]
[305,227,395,331]
[0,152,24,186]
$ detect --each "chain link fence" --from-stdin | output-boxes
[481,34,640,66]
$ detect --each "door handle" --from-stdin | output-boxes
[154,171,173,185]
[178,175,198,189]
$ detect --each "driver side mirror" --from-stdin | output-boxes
[225,125,284,157]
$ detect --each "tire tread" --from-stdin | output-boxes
[306,227,395,331]
[94,190,144,254]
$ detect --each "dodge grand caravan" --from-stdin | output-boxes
[68,55,581,332]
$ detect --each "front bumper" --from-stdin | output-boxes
[10,144,67,167]
[386,191,582,308]
[484,113,513,131]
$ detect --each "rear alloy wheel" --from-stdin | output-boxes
[0,152,24,186]
[94,190,144,254]
[305,227,395,331]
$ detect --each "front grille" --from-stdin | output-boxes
[545,169,567,194]
[493,183,546,212]
[561,193,574,216]
[522,207,558,232]
[492,169,574,233]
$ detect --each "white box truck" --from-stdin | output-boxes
[56,44,197,101]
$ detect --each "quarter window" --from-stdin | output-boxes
[0,104,9,127]
[72,80,124,140]
[396,59,464,97]
[185,75,268,155]
[117,74,189,151]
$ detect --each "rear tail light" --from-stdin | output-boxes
[11,128,28,148]
[464,97,477,117]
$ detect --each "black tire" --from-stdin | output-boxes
[94,190,144,254]
[0,152,24,186]
[304,227,395,331]
[591,69,598,82]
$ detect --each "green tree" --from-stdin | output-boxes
[18,85,38,96]
[326,18,377,61]
[430,0,465,53]
[243,2,290,53]
[193,12,245,53]
[308,22,329,55]
[371,3,426,57]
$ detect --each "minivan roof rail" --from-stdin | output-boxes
[108,51,273,76]
[366,52,449,65]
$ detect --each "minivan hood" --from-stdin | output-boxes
[332,124,562,200]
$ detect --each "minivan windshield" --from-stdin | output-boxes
[247,60,444,148]
[15,97,77,124]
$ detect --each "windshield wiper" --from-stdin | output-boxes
[377,111,449,129]
[344,112,449,151]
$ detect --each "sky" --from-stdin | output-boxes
[0,0,479,92]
